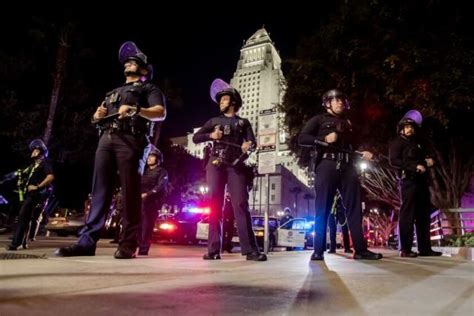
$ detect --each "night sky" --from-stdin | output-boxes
[2,4,334,137]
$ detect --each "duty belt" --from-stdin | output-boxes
[322,152,350,170]
[211,148,241,167]
[322,152,350,162]
[102,121,144,135]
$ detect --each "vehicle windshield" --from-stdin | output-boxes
[174,212,202,222]
[252,217,278,228]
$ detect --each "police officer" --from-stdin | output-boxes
[279,207,293,229]
[138,146,168,256]
[55,41,166,259]
[192,79,266,261]
[6,139,54,250]
[298,89,382,261]
[389,111,441,257]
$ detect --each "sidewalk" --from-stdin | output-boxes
[1,236,473,315]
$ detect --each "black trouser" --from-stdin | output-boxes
[328,213,351,252]
[399,177,432,253]
[206,161,258,255]
[313,160,367,255]
[78,132,145,251]
[11,192,46,247]
[222,206,235,250]
[139,198,160,252]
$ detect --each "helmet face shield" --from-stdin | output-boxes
[210,78,242,110]
[119,41,148,67]
[210,78,232,103]
[397,109,423,134]
[402,109,423,126]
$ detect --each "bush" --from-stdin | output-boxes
[447,233,474,247]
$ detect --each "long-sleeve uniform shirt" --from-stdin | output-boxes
[389,135,430,180]
[193,114,255,166]
[298,112,356,153]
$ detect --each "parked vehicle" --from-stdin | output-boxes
[197,216,307,251]
[46,209,85,237]
[153,211,206,244]
[304,220,343,249]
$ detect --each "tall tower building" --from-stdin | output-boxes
[230,28,307,185]
[173,28,313,217]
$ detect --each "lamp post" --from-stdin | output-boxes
[199,185,208,195]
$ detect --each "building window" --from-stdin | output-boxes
[271,183,275,190]
[271,194,275,201]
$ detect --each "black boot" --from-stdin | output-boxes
[203,253,221,260]
[138,247,150,256]
[114,248,136,259]
[310,252,324,261]
[418,250,442,256]
[246,251,267,261]
[5,244,20,251]
[353,250,383,260]
[400,250,418,258]
[55,244,96,257]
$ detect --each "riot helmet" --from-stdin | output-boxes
[148,147,164,164]
[29,139,48,158]
[119,41,151,80]
[119,41,148,67]
[215,87,243,111]
[321,89,350,109]
[397,110,422,134]
[210,78,242,112]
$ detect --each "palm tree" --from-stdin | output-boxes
[43,30,70,145]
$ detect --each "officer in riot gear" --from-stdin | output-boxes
[55,41,166,259]
[389,111,441,257]
[192,79,266,261]
[299,89,382,261]
[6,139,54,251]
[138,146,168,256]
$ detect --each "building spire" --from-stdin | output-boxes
[243,27,272,48]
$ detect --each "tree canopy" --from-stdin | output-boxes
[281,0,473,208]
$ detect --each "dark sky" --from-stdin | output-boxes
[3,5,334,137]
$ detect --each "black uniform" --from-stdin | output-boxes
[299,112,368,256]
[10,159,53,248]
[279,214,293,229]
[193,114,259,256]
[139,164,168,254]
[77,81,165,254]
[389,134,433,254]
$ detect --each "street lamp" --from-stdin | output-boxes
[199,185,208,195]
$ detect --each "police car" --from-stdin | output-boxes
[196,216,307,250]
